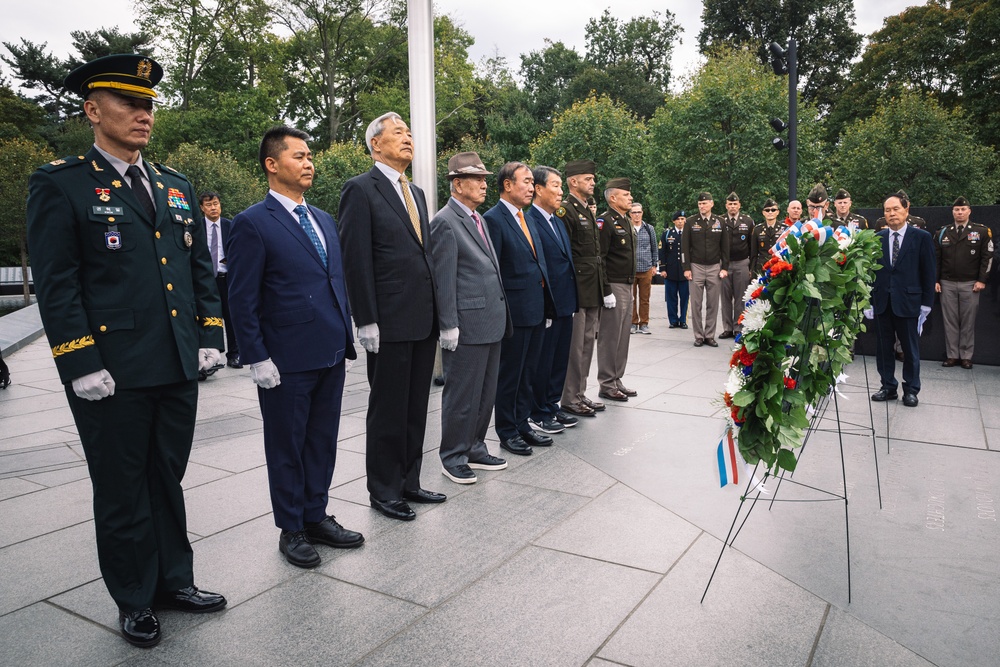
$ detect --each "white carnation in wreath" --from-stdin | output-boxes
[740,299,772,333]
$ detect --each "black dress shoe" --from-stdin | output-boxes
[370,498,416,521]
[562,402,595,417]
[520,429,553,446]
[554,411,579,427]
[119,608,160,648]
[598,388,629,401]
[500,435,533,456]
[669,323,679,329]
[902,393,919,407]
[305,515,365,548]
[719,331,734,339]
[155,586,227,613]
[871,389,899,402]
[942,358,958,367]
[895,351,905,362]
[705,339,719,347]
[226,356,243,369]
[961,359,973,369]
[403,488,447,504]
[279,530,321,568]
[680,323,688,329]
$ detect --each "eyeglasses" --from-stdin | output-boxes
[763,208,778,212]
[807,204,823,210]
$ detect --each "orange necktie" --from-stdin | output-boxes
[517,210,535,257]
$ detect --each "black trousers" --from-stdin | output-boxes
[67,380,198,612]
[216,274,239,359]
[495,321,546,440]
[531,314,573,420]
[875,300,922,394]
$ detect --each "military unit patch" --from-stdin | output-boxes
[167,188,190,210]
[105,230,122,250]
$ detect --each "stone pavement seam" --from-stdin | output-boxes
[804,602,832,667]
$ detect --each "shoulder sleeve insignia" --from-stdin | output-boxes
[51,335,95,358]
[596,218,604,230]
[555,206,566,218]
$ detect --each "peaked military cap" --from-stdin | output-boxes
[834,188,851,200]
[697,191,713,201]
[762,198,778,209]
[564,159,596,177]
[806,184,828,204]
[953,196,970,207]
[65,54,163,100]
[586,196,596,206]
[447,151,491,178]
[606,177,631,191]
[726,192,740,202]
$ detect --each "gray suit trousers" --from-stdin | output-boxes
[439,341,501,468]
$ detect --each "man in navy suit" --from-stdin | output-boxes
[870,192,936,407]
[526,165,579,434]
[339,112,446,521]
[199,191,241,372]
[485,162,554,456]
[227,126,364,568]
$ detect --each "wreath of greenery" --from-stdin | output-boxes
[722,222,883,473]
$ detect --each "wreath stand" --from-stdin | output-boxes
[701,299,882,605]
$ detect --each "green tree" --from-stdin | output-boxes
[644,48,825,224]
[0,138,54,300]
[309,141,373,219]
[830,91,997,207]
[476,55,541,163]
[0,81,47,142]
[434,136,508,215]
[585,9,680,90]
[698,0,862,110]
[960,0,1000,147]
[164,143,264,216]
[519,40,585,126]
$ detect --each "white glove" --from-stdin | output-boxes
[358,323,380,354]
[345,358,355,373]
[439,327,459,351]
[603,293,617,309]
[72,369,116,401]
[917,305,931,336]
[545,319,552,329]
[863,308,874,320]
[250,358,281,389]
[198,348,224,371]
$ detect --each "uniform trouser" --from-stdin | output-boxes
[720,258,750,332]
[562,306,600,406]
[690,262,721,341]
[631,270,653,325]
[440,341,500,469]
[875,301,921,394]
[366,334,437,501]
[598,282,633,392]
[216,274,239,359]
[940,280,980,360]
[67,380,198,612]
[665,279,689,325]
[495,322,546,440]
[259,365,345,531]
[531,314,574,420]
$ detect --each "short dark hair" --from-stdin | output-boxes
[497,161,529,192]
[199,191,220,205]
[531,166,560,194]
[259,126,310,174]
[885,191,909,209]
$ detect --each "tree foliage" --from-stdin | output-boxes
[164,143,264,216]
[309,141,373,219]
[0,138,54,291]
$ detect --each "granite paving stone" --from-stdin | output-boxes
[0,477,93,547]
[500,445,616,497]
[0,602,134,667]
[810,605,937,667]
[0,476,44,500]
[182,466,273,536]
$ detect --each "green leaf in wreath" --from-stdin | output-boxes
[777,448,798,472]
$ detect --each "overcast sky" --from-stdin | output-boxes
[4,1,919,89]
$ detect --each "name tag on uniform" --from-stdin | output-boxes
[92,206,124,216]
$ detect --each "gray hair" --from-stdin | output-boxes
[496,161,530,192]
[531,165,561,191]
[365,112,403,153]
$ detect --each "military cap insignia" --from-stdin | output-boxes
[555,206,566,218]
[95,188,111,202]
[50,159,66,166]
[91,160,104,172]
[167,188,190,210]
[137,58,153,80]
[111,180,122,188]
[184,231,193,248]
[51,335,95,358]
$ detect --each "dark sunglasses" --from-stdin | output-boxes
[763,207,778,212]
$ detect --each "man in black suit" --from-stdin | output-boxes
[339,112,446,521]
[199,191,241,372]
[227,126,364,568]
[869,192,936,407]
[485,162,554,456]
[527,166,578,434]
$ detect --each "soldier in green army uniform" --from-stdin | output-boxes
[682,191,729,347]
[935,196,993,369]
[25,55,227,648]
[873,190,927,231]
[750,198,784,275]
[557,159,614,417]
[804,184,836,224]
[719,192,755,339]
[596,177,636,401]
[831,188,868,231]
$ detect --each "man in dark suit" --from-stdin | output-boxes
[485,162,554,456]
[870,192,936,407]
[527,165,579,434]
[659,211,689,328]
[199,191,240,373]
[429,152,512,484]
[227,126,363,568]
[339,112,445,521]
[26,54,226,648]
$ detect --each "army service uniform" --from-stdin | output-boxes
[750,222,784,275]
[832,212,868,232]
[720,213,755,334]
[935,221,993,361]
[682,214,730,343]
[658,227,688,327]
[597,207,635,393]
[874,215,926,232]
[27,148,223,612]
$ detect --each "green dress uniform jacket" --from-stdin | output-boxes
[597,208,636,284]
[832,212,868,231]
[682,214,730,271]
[750,222,785,274]
[558,193,610,305]
[725,213,755,261]
[936,221,993,283]
[873,214,926,232]
[26,148,223,388]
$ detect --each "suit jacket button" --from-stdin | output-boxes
[155,231,161,239]
[161,257,167,265]
[166,283,173,291]
[171,309,177,317]
[99,325,107,332]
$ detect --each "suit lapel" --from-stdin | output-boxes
[266,195,326,269]
[451,200,490,257]
[145,161,170,227]
[502,204,536,257]
[371,166,422,246]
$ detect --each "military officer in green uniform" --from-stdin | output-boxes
[935,196,993,369]
[596,177,636,401]
[26,54,227,649]
[682,191,729,347]
[719,192,755,339]
[804,184,836,224]
[831,188,868,231]
[873,190,926,231]
[558,159,613,416]
[750,198,784,275]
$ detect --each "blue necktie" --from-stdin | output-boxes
[891,231,900,267]
[294,204,327,268]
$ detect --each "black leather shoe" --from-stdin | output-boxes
[119,608,160,648]
[227,356,243,369]
[520,429,553,446]
[902,393,919,407]
[895,351,905,362]
[554,411,579,427]
[501,435,533,456]
[719,331,734,339]
[961,359,973,369]
[599,388,629,401]
[370,498,416,521]
[581,396,605,412]
[562,402,595,417]
[305,516,364,548]
[942,358,958,367]
[618,386,637,397]
[155,586,227,613]
[705,339,719,347]
[279,530,321,568]
[693,339,704,347]
[871,389,899,402]
[403,488,447,504]
[669,323,679,329]
[680,323,688,329]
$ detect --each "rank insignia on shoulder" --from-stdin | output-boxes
[167,188,190,210]
[91,160,104,172]
[184,231,193,247]
[95,188,111,202]
[50,159,66,166]
[555,206,566,218]
[105,230,122,250]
